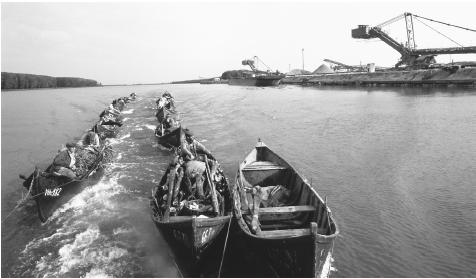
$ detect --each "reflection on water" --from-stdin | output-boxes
[2,84,476,277]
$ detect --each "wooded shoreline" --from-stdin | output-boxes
[1,72,100,90]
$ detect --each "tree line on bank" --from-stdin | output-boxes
[1,72,100,90]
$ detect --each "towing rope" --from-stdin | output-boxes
[1,169,37,223]
[218,215,232,278]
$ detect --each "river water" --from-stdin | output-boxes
[1,84,475,277]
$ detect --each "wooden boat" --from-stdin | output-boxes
[155,107,176,123]
[156,95,176,111]
[150,156,232,275]
[230,140,339,277]
[95,123,119,139]
[20,145,112,222]
[155,125,184,149]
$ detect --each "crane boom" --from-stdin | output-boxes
[323,59,363,71]
[413,46,476,55]
[352,12,476,68]
[242,59,257,72]
[323,59,353,68]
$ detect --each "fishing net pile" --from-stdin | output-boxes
[155,162,229,218]
[101,146,114,166]
[74,146,113,177]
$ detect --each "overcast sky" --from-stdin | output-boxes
[2,1,476,85]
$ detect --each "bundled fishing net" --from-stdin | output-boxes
[74,145,113,177]
[100,146,114,166]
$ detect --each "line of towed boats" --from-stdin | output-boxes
[151,92,232,275]
[17,93,136,222]
[150,91,339,277]
[12,89,338,277]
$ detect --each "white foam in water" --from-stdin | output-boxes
[24,174,132,277]
[113,226,134,235]
[48,176,125,224]
[121,109,134,114]
[57,226,102,273]
[320,253,336,278]
[144,124,156,131]
[85,268,112,278]
[105,134,130,146]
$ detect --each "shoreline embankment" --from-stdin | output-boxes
[1,72,100,90]
[281,67,476,88]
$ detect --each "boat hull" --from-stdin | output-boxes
[150,209,230,276]
[230,141,339,277]
[231,216,334,277]
[96,124,119,139]
[34,168,104,222]
[155,107,177,123]
[22,147,110,222]
[228,76,282,87]
[155,126,183,148]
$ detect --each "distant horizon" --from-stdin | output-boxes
[2,1,476,84]
[0,70,222,86]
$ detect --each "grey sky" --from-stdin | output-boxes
[2,1,476,85]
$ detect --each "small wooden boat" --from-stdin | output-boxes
[230,140,339,277]
[156,95,176,111]
[95,123,119,139]
[150,156,231,275]
[155,125,184,149]
[20,145,112,222]
[155,107,177,124]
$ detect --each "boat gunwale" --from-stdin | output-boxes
[150,211,231,226]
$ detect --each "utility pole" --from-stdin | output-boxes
[302,48,305,70]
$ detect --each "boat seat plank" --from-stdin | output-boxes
[168,216,194,221]
[257,228,311,238]
[242,161,287,171]
[260,220,303,230]
[248,205,316,215]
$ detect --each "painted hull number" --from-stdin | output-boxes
[45,188,62,197]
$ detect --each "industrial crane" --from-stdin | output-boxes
[323,58,365,72]
[352,12,476,69]
[241,56,274,73]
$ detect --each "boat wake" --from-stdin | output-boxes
[15,177,135,277]
[121,109,134,114]
[144,124,156,131]
[16,173,155,277]
[320,253,336,278]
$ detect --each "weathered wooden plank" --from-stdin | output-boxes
[168,216,194,221]
[258,228,311,238]
[260,220,303,230]
[256,205,316,215]
[242,166,287,171]
[243,161,287,171]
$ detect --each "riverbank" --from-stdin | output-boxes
[281,67,476,88]
[1,72,100,90]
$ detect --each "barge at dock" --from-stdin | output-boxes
[282,66,476,88]
[228,57,284,87]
